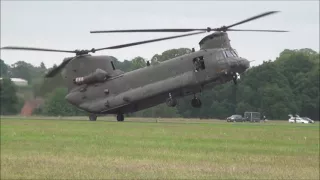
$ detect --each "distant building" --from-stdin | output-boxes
[0,77,28,86]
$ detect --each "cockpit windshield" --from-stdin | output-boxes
[223,49,238,58]
[225,51,234,57]
[231,49,238,57]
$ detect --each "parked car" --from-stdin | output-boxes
[288,114,313,124]
[227,115,245,122]
[301,117,315,124]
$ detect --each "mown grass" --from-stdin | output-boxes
[1,117,319,179]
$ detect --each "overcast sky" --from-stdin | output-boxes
[1,1,319,68]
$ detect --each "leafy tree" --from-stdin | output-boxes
[32,64,66,98]
[40,62,46,69]
[0,59,9,77]
[131,56,146,70]
[113,59,132,72]
[34,73,65,97]
[42,87,86,116]
[0,78,20,115]
[10,61,33,83]
[236,102,253,115]
[10,61,49,85]
[151,48,191,63]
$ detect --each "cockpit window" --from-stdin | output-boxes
[223,49,238,58]
[225,50,234,58]
[232,49,238,57]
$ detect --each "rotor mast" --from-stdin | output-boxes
[198,32,231,50]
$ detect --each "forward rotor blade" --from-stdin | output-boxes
[90,29,206,33]
[95,31,206,51]
[0,46,76,53]
[227,29,289,32]
[91,11,283,34]
[45,57,74,77]
[225,11,280,29]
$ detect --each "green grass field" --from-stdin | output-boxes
[1,117,319,179]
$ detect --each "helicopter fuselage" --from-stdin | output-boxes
[65,47,249,115]
[0,11,286,121]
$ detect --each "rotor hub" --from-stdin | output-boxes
[74,48,96,56]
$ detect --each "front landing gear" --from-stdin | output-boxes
[89,114,97,121]
[166,98,177,107]
[232,72,240,85]
[117,113,124,122]
[191,96,202,108]
[166,93,177,107]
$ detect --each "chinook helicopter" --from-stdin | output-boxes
[1,11,288,121]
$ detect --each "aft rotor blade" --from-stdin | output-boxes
[45,57,74,77]
[95,31,206,50]
[225,11,280,29]
[227,29,289,32]
[0,46,76,53]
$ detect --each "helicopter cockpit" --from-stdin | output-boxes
[214,48,239,61]
[216,48,249,74]
[223,49,238,58]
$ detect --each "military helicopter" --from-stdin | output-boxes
[1,11,288,121]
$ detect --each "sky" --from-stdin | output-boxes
[1,0,319,68]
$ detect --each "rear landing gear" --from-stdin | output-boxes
[117,113,124,122]
[191,96,202,108]
[89,114,97,121]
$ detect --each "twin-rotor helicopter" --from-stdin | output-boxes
[1,11,288,121]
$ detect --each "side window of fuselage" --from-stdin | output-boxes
[193,56,205,72]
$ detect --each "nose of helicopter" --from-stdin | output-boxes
[228,57,250,74]
[240,58,250,71]
[227,57,250,74]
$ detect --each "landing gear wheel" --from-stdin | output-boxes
[191,98,202,108]
[232,72,240,85]
[232,75,237,85]
[166,98,177,107]
[117,114,124,122]
[89,114,97,121]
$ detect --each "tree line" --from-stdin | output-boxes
[0,48,319,120]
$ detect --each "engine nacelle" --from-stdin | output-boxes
[73,69,110,85]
